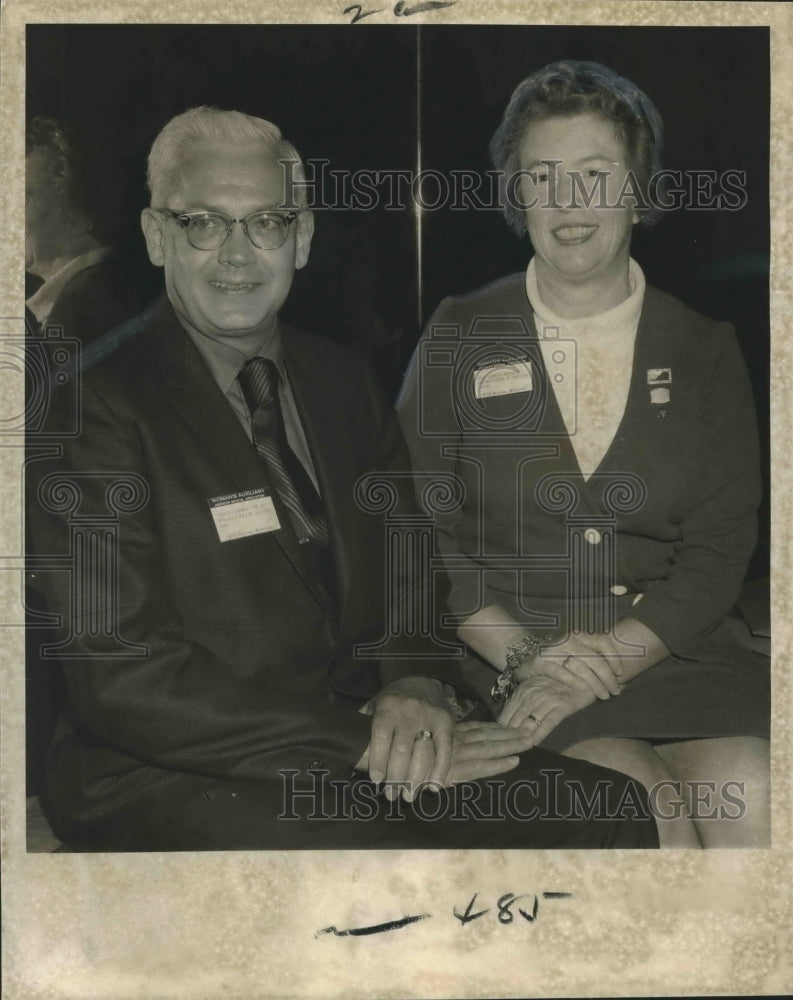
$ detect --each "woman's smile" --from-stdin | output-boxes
[551,223,599,245]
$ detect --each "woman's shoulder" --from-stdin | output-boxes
[642,284,747,386]
[643,284,731,338]
[427,273,528,326]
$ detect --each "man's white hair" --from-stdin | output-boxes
[146,106,309,210]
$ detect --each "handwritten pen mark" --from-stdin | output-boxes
[518,895,539,923]
[497,893,520,924]
[542,892,574,899]
[394,0,458,15]
[316,913,431,938]
[453,893,490,925]
[343,4,385,22]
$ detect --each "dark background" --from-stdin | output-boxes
[27,23,770,572]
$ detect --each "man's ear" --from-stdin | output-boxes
[294,210,314,271]
[141,208,166,267]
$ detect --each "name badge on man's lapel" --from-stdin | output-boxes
[208,488,281,543]
[473,356,533,399]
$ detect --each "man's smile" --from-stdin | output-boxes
[209,279,262,292]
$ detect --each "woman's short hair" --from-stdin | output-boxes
[490,60,664,234]
[146,106,310,211]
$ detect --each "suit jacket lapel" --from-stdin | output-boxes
[141,300,335,613]
[142,300,263,486]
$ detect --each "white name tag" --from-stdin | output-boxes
[208,488,281,543]
[473,359,533,399]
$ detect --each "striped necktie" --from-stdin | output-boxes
[237,357,329,546]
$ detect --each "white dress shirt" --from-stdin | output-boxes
[26,247,113,325]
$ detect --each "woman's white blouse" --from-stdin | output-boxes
[526,257,646,480]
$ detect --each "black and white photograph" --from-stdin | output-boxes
[2,2,791,997]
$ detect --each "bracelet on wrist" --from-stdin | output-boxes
[490,632,556,703]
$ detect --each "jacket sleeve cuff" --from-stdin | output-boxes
[626,598,715,659]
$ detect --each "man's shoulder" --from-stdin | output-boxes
[77,300,162,382]
[61,253,127,294]
[283,323,366,364]
[52,255,147,335]
[282,323,381,386]
[36,302,163,440]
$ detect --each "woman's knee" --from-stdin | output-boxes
[564,737,674,788]
[564,737,703,848]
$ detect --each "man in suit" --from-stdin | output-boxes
[25,116,145,344]
[25,106,658,850]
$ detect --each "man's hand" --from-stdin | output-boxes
[516,632,623,699]
[355,678,456,801]
[498,675,596,745]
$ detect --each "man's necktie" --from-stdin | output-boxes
[237,357,329,546]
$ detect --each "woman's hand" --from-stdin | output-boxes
[498,674,596,744]
[357,716,535,793]
[517,632,623,699]
[444,721,535,784]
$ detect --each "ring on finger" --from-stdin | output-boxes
[527,713,541,725]
[414,729,433,742]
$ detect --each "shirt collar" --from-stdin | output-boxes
[525,256,646,335]
[26,246,113,324]
[182,320,286,398]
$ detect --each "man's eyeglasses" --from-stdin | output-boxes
[158,208,298,251]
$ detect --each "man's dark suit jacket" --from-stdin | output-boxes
[25,254,149,793]
[26,299,465,843]
[41,253,146,346]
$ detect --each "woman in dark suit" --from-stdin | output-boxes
[397,61,769,847]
